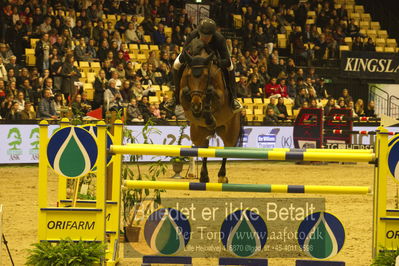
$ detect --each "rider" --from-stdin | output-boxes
[166,18,242,113]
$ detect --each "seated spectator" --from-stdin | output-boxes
[54,93,65,117]
[0,43,14,64]
[113,62,125,80]
[138,96,153,121]
[127,98,144,123]
[355,99,365,116]
[0,58,7,81]
[268,57,282,78]
[15,91,25,112]
[304,77,315,95]
[74,37,91,61]
[153,23,166,46]
[276,97,289,119]
[309,99,319,108]
[248,49,260,68]
[1,94,14,117]
[6,55,20,73]
[159,94,175,119]
[6,80,18,98]
[20,101,36,120]
[277,79,289,98]
[120,80,132,103]
[248,75,262,98]
[71,94,90,117]
[365,101,377,117]
[38,88,57,119]
[237,76,249,97]
[347,18,360,37]
[0,80,6,100]
[81,92,92,111]
[125,22,140,44]
[324,97,338,116]
[352,36,364,51]
[286,58,296,74]
[266,97,286,120]
[154,62,171,85]
[86,39,97,59]
[150,103,161,119]
[341,88,353,105]
[264,78,281,98]
[115,13,129,34]
[174,104,186,120]
[364,38,376,52]
[263,107,279,125]
[308,88,321,107]
[104,79,123,112]
[131,80,144,99]
[6,101,21,120]
[172,25,184,46]
[294,88,308,110]
[345,100,357,117]
[315,78,329,99]
[338,99,346,108]
[19,79,35,103]
[287,79,297,98]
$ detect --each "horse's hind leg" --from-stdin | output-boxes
[200,157,209,183]
[218,158,228,183]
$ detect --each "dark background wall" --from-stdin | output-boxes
[360,0,399,43]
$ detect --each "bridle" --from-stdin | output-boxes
[187,60,213,100]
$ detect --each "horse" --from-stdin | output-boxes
[179,39,242,183]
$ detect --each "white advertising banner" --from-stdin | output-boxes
[0,124,394,164]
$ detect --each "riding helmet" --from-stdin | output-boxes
[198,18,217,35]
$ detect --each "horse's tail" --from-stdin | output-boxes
[235,114,245,147]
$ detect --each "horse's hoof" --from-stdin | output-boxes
[218,176,228,183]
[200,176,210,183]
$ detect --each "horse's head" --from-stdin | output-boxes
[182,39,214,117]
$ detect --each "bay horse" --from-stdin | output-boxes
[179,39,242,183]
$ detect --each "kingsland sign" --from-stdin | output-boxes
[341,51,399,80]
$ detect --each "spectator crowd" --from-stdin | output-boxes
[0,0,378,124]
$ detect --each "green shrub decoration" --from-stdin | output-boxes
[372,247,399,266]
[26,238,105,265]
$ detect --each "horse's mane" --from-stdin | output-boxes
[187,38,207,57]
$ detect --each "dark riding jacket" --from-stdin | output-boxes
[183,29,232,69]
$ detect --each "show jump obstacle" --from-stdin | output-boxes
[37,119,398,265]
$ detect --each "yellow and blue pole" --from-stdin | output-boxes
[124,180,370,195]
[127,143,374,153]
[111,144,375,163]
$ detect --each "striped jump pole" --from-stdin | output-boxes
[324,129,399,136]
[111,144,376,163]
[124,180,370,195]
[126,143,374,153]
[325,115,381,122]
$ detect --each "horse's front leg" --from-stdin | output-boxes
[200,157,209,183]
[218,158,228,183]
